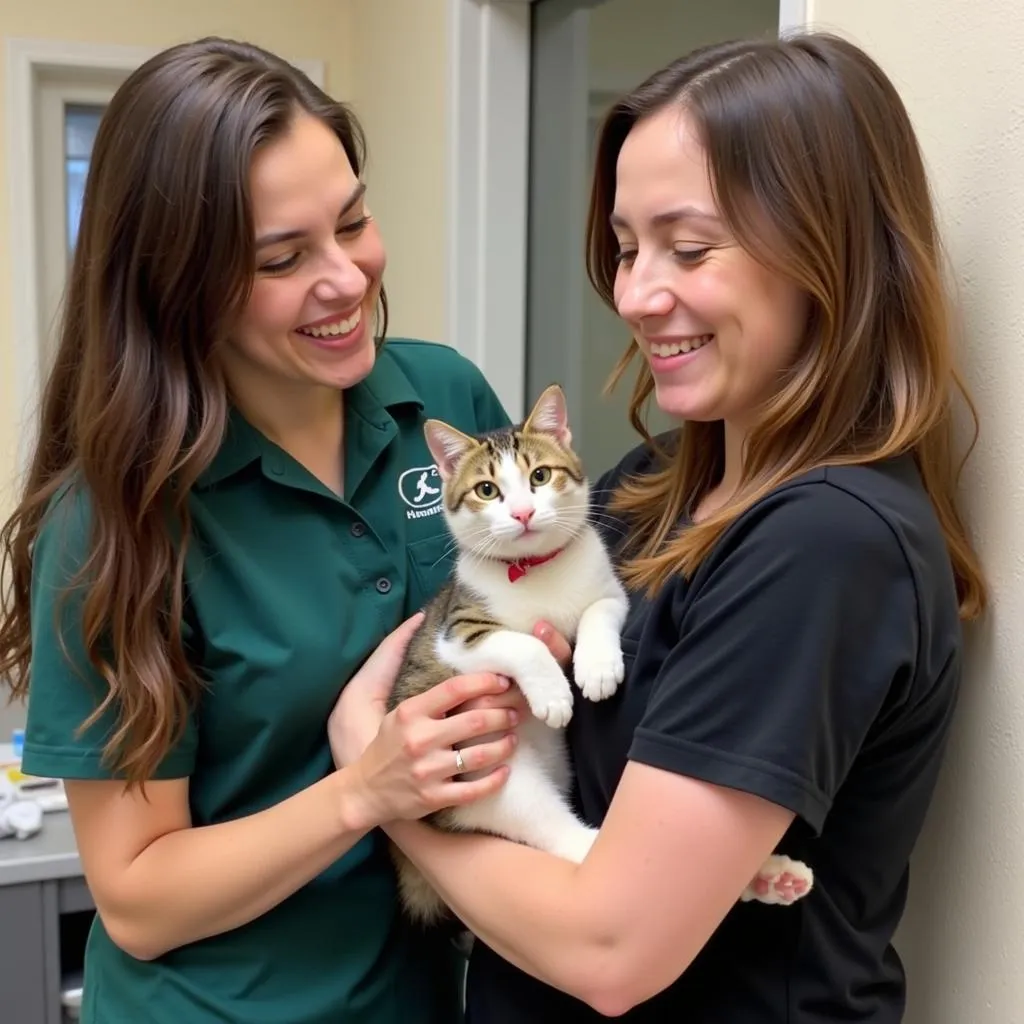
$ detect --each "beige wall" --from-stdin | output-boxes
[349,0,449,344]
[806,2,1023,1021]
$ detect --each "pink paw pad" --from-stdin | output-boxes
[741,856,814,906]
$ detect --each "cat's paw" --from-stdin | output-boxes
[574,637,624,702]
[519,668,574,728]
[551,826,599,864]
[739,855,814,906]
[528,688,574,729]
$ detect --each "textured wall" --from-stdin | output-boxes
[806,2,1024,1021]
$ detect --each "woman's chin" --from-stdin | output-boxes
[652,389,721,424]
[314,334,377,391]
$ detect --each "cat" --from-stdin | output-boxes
[387,383,814,924]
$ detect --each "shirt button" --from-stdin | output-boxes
[375,577,392,595]
[351,522,366,538]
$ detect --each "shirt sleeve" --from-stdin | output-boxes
[20,486,197,781]
[628,481,919,834]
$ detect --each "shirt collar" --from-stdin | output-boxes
[196,342,424,489]
[344,340,424,428]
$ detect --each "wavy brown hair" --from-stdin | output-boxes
[0,38,387,783]
[587,32,986,620]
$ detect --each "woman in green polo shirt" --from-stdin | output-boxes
[0,38,521,1024]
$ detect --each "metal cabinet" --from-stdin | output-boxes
[0,875,94,1023]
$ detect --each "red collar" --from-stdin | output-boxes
[503,547,565,583]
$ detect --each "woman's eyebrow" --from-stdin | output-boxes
[609,204,722,229]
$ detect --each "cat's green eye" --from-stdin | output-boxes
[474,481,500,500]
[530,467,553,486]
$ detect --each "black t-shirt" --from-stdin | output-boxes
[465,438,963,1023]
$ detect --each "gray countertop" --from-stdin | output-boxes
[0,811,82,886]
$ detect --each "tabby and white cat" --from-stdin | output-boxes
[388,384,813,924]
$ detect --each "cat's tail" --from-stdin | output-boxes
[390,842,452,926]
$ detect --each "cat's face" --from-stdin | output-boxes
[424,385,588,560]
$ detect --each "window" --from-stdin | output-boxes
[63,104,105,255]
[35,75,121,379]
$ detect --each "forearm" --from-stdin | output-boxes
[385,821,626,1010]
[112,771,372,959]
[386,766,795,1016]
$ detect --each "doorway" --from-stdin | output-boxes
[524,0,781,473]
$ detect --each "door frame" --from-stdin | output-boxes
[445,0,808,420]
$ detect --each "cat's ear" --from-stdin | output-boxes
[523,384,572,447]
[424,419,477,479]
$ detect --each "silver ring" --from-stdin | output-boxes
[454,749,466,774]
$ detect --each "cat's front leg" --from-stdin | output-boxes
[437,630,574,728]
[573,594,628,702]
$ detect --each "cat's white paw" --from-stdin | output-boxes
[574,636,624,702]
[551,825,599,864]
[529,688,574,729]
[740,854,814,906]
[518,667,574,728]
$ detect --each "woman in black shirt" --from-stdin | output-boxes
[334,31,985,1022]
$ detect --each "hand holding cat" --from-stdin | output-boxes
[329,615,520,827]
[329,614,424,768]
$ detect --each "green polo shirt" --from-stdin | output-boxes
[21,339,511,1024]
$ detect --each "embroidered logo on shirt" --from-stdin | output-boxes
[398,465,444,520]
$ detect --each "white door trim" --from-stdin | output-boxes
[445,1,534,421]
[5,38,325,476]
[779,0,809,33]
[445,0,808,421]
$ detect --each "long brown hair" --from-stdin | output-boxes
[587,32,986,620]
[0,38,387,782]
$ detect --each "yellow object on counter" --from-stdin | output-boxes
[4,764,30,784]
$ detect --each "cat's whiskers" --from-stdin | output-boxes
[439,525,490,557]
[468,533,506,564]
[555,503,627,535]
[432,525,493,568]
[549,521,585,546]
[553,510,619,529]
[555,501,614,517]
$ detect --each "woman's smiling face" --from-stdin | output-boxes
[221,111,386,399]
[611,106,807,431]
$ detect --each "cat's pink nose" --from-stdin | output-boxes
[510,507,535,526]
